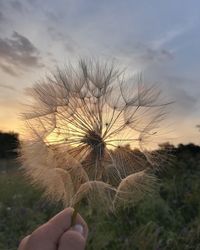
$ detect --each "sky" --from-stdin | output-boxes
[0,0,199,145]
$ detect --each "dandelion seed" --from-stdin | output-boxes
[21,59,171,213]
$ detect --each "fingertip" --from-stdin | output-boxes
[71,210,88,240]
[58,230,86,250]
[71,224,84,235]
[48,207,88,239]
[18,235,30,250]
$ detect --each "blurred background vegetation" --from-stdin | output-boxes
[0,132,199,250]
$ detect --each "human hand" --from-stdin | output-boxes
[18,208,88,250]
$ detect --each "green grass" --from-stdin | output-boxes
[0,149,200,250]
[0,169,61,250]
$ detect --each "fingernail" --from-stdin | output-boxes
[72,224,84,235]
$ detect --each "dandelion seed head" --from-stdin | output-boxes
[21,59,171,211]
[114,171,157,208]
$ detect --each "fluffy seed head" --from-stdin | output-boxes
[21,59,170,211]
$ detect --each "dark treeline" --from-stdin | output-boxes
[0,131,19,159]
[0,131,200,160]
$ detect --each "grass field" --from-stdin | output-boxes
[0,146,200,250]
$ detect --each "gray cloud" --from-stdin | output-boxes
[0,83,15,90]
[0,31,43,75]
[27,0,38,7]
[47,27,65,41]
[172,87,197,114]
[0,63,19,76]
[160,76,199,119]
[10,0,24,13]
[138,47,174,64]
[45,11,61,23]
[47,26,79,54]
[0,2,12,28]
[0,11,5,22]
[117,41,174,68]
[0,5,7,25]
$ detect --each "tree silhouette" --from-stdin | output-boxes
[0,131,19,158]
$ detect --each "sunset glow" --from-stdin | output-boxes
[0,0,199,146]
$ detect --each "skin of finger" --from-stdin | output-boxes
[19,208,88,250]
[21,223,56,250]
[18,235,30,250]
[48,207,88,240]
[58,231,86,250]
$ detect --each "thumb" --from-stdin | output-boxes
[58,224,87,250]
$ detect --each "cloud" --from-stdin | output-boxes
[160,75,199,119]
[47,26,79,54]
[0,63,19,76]
[0,5,7,25]
[45,10,61,23]
[115,41,174,70]
[0,11,5,22]
[0,83,15,90]
[151,22,196,50]
[172,87,197,115]
[47,26,65,41]
[10,0,24,13]
[0,31,43,75]
[151,28,186,49]
[136,46,174,64]
[116,23,196,70]
[27,0,38,7]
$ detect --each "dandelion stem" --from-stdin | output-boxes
[71,206,79,227]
